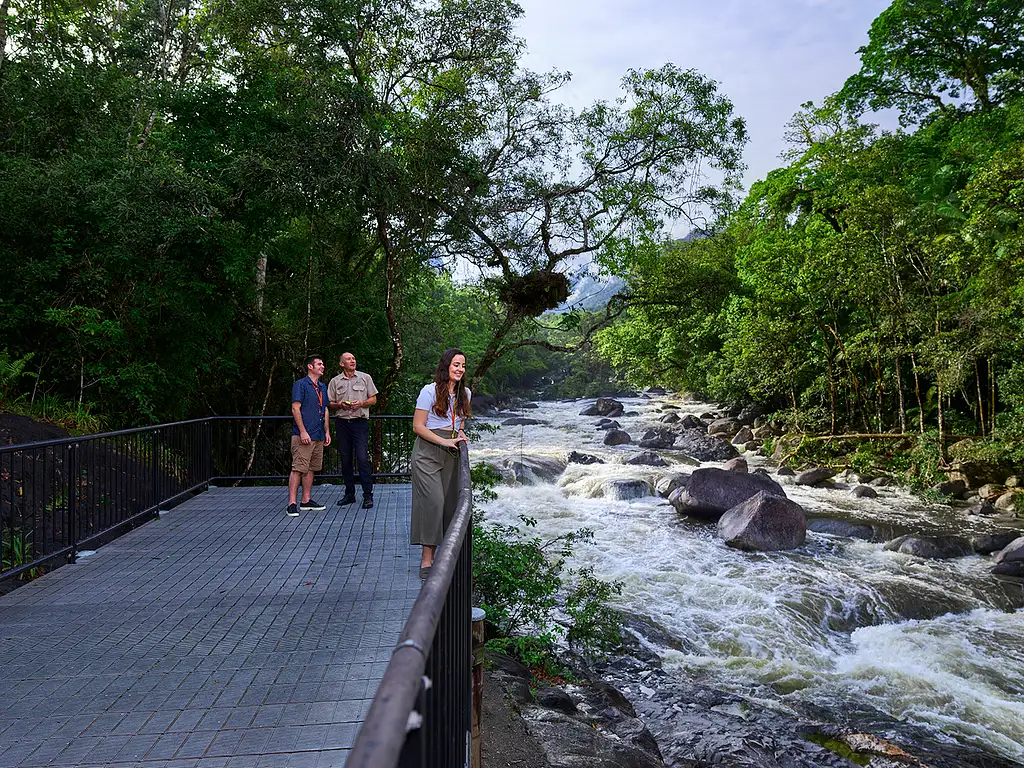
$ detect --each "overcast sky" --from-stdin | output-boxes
[514,0,892,191]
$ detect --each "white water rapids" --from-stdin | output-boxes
[470,396,1024,763]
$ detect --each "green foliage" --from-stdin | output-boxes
[470,462,502,503]
[0,349,35,407]
[472,512,625,667]
[1,529,43,580]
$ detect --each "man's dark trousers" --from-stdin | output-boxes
[337,418,372,498]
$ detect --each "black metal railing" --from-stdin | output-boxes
[0,415,413,584]
[347,442,474,768]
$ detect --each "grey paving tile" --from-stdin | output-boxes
[0,485,421,767]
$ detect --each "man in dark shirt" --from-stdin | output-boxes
[287,355,332,516]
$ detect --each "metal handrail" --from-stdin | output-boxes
[1,415,415,584]
[347,441,474,768]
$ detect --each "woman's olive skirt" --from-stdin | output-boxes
[410,429,460,546]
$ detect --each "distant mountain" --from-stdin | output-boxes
[554,274,625,313]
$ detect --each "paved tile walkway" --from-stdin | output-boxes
[0,484,420,768]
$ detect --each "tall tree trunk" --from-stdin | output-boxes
[303,250,313,355]
[937,375,947,463]
[990,356,997,434]
[470,310,522,389]
[0,0,11,71]
[910,351,925,433]
[255,252,267,316]
[895,356,906,434]
[826,353,837,435]
[975,358,986,437]
[374,210,403,415]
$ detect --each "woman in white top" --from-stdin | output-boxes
[411,348,471,579]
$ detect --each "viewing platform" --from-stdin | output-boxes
[0,417,474,768]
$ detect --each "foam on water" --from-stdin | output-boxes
[472,396,1024,761]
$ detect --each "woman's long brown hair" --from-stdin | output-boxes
[432,348,471,421]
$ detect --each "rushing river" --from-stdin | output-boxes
[471,395,1024,764]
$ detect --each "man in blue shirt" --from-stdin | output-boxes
[288,355,332,516]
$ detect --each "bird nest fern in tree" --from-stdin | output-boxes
[494,271,571,317]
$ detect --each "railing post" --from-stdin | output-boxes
[204,419,214,484]
[67,443,79,564]
[471,607,485,768]
[151,429,160,508]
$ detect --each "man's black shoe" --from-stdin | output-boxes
[299,498,326,511]
[337,495,357,506]
[362,496,374,509]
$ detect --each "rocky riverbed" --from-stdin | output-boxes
[473,394,1024,767]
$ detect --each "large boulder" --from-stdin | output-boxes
[680,414,705,431]
[994,536,1024,565]
[567,451,604,466]
[493,456,567,485]
[967,499,997,516]
[850,485,878,499]
[605,479,653,501]
[931,479,968,499]
[670,467,786,519]
[795,468,835,486]
[731,426,754,446]
[626,452,669,467]
[655,473,689,497]
[502,417,544,426]
[995,492,1018,513]
[717,491,807,551]
[707,418,740,436]
[884,535,973,559]
[595,397,625,417]
[971,532,1022,556]
[723,457,748,473]
[807,519,877,540]
[597,420,622,431]
[674,429,738,462]
[638,428,676,450]
[603,430,632,446]
[660,413,681,424]
[992,561,1024,577]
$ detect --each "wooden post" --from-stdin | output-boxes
[472,607,486,768]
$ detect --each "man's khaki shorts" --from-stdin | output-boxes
[291,436,324,473]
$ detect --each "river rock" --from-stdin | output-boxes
[708,418,740,436]
[606,479,653,501]
[751,425,775,439]
[978,483,1004,499]
[699,411,716,421]
[655,473,689,497]
[744,440,762,452]
[723,457,748,473]
[534,686,577,715]
[868,476,892,487]
[992,561,1024,577]
[884,535,973,559]
[737,405,764,425]
[638,428,676,450]
[659,413,680,424]
[994,536,1024,564]
[675,429,738,462]
[850,485,878,499]
[971,532,1021,555]
[807,519,877,540]
[680,414,705,431]
[662,404,679,410]
[494,455,567,485]
[776,466,795,476]
[795,467,835,486]
[604,429,632,446]
[994,492,1018,512]
[1005,475,1020,488]
[568,451,604,465]
[717,491,806,551]
[731,426,754,446]
[595,397,624,417]
[597,420,622,431]
[670,467,786,519]
[931,479,968,499]
[502,417,544,426]
[967,499,996,515]
[626,452,668,467]
[645,386,667,395]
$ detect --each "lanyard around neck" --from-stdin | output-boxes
[309,378,323,409]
